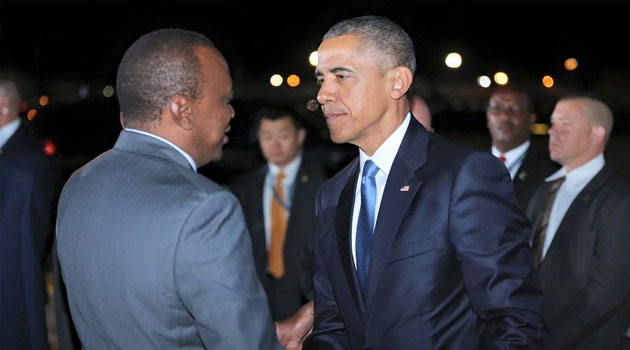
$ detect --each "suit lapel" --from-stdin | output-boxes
[365,118,428,313]
[252,166,268,264]
[335,161,365,316]
[542,166,609,265]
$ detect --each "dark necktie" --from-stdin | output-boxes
[356,160,379,300]
[531,177,566,267]
[498,154,506,163]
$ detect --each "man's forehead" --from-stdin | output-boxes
[490,91,524,104]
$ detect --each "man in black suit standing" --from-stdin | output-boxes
[0,79,51,350]
[486,86,558,209]
[231,107,326,322]
[526,96,630,349]
[0,79,56,264]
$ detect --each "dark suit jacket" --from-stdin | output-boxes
[0,158,48,350]
[526,165,630,350]
[231,158,326,321]
[1,119,56,263]
[512,144,559,210]
[310,118,546,349]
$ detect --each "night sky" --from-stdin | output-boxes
[2,1,629,182]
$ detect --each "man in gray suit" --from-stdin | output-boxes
[56,29,276,349]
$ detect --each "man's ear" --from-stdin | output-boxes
[168,95,195,130]
[297,128,306,147]
[390,66,413,100]
[591,125,606,144]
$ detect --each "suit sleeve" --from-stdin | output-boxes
[309,188,351,349]
[544,192,630,349]
[449,152,546,349]
[173,191,275,350]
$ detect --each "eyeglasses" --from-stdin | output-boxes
[486,104,524,117]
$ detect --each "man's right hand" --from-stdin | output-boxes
[275,300,314,350]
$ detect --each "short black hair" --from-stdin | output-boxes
[116,28,214,127]
[254,106,303,132]
[490,85,535,115]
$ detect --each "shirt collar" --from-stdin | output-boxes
[545,153,605,185]
[268,152,302,181]
[124,128,197,171]
[359,113,411,175]
[491,140,530,165]
[0,118,21,149]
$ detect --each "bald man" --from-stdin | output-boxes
[526,96,630,350]
[409,94,433,132]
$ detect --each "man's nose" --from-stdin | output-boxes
[317,81,335,105]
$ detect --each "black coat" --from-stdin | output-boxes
[527,165,630,350]
[231,157,326,321]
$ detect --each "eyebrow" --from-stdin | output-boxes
[315,66,355,77]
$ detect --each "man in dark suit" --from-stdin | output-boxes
[231,108,326,322]
[0,79,56,266]
[486,86,558,209]
[309,16,545,349]
[526,96,630,349]
[0,158,48,350]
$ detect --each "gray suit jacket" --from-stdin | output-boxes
[57,130,275,349]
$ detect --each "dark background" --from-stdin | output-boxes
[2,1,629,185]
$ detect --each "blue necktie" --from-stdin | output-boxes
[356,160,378,300]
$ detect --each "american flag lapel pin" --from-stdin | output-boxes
[400,185,410,192]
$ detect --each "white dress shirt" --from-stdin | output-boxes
[351,113,411,269]
[263,153,302,249]
[125,128,197,171]
[540,153,605,258]
[0,118,20,149]
[491,140,530,179]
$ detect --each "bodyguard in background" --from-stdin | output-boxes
[231,108,326,321]
[527,96,630,349]
[486,86,558,209]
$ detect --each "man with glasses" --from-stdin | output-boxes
[486,86,558,209]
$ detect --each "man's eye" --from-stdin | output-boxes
[316,79,323,85]
[336,75,347,80]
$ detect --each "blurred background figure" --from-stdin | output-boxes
[526,96,630,350]
[486,86,558,209]
[1,79,51,349]
[0,78,56,267]
[230,107,325,322]
[409,93,433,132]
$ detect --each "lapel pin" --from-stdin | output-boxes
[400,185,410,192]
[518,171,527,180]
[301,175,309,183]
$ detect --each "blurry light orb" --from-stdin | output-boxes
[103,85,115,98]
[477,75,491,88]
[306,99,319,111]
[270,74,283,87]
[27,109,37,121]
[564,58,579,71]
[287,74,301,87]
[44,139,56,156]
[39,95,49,107]
[494,72,509,85]
[542,75,554,88]
[531,123,549,135]
[309,51,318,67]
[445,52,462,68]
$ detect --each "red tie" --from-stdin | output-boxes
[498,155,506,163]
